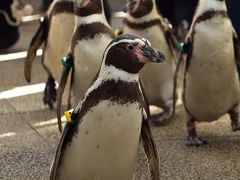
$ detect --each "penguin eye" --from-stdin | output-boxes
[127,45,134,51]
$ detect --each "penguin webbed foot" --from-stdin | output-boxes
[149,104,173,126]
[43,76,56,109]
[186,118,208,147]
[231,116,240,131]
[229,109,240,131]
[185,136,208,147]
[232,120,240,131]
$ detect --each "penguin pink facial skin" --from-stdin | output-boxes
[50,34,163,180]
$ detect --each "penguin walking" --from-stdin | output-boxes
[180,0,240,146]
[50,33,164,180]
[123,0,178,125]
[24,0,112,109]
[56,0,114,131]
[24,0,75,109]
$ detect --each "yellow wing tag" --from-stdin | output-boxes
[64,109,74,123]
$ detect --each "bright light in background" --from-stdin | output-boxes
[113,12,126,18]
[0,83,45,100]
[21,14,41,22]
[33,117,66,128]
[0,132,16,138]
[0,49,42,62]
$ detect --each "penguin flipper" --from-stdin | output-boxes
[24,16,49,82]
[165,30,178,56]
[139,77,150,117]
[141,115,160,180]
[57,54,74,132]
[233,30,240,64]
[50,123,71,180]
[161,19,178,60]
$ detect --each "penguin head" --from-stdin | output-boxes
[103,33,165,74]
[124,0,154,18]
[74,0,102,16]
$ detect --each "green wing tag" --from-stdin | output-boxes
[178,42,192,54]
[61,57,73,68]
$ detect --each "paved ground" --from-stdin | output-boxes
[1,1,240,180]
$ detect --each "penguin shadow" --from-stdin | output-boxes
[195,133,240,151]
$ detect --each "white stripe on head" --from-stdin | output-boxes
[100,37,147,70]
[74,37,146,112]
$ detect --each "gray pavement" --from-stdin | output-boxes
[1,1,240,180]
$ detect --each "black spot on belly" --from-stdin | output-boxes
[97,144,100,149]
[85,130,88,135]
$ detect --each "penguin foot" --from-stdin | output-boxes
[43,76,56,109]
[149,107,173,126]
[229,109,240,131]
[231,119,240,131]
[185,136,208,147]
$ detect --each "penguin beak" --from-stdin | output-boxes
[138,45,165,63]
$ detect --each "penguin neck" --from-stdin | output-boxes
[75,12,109,27]
[193,0,227,22]
[99,65,139,83]
[126,1,159,23]
[186,0,227,41]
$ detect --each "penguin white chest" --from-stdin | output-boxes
[72,35,112,105]
[43,13,74,82]
[57,101,142,180]
[185,18,240,121]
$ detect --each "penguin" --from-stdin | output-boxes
[180,0,240,146]
[56,0,114,131]
[50,33,165,180]
[122,0,178,125]
[24,0,75,109]
[24,0,112,109]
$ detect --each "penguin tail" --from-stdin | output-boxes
[24,16,49,82]
[57,55,74,132]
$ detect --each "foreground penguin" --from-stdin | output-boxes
[56,0,114,131]
[24,0,75,109]
[123,0,178,125]
[180,0,240,146]
[50,34,164,180]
